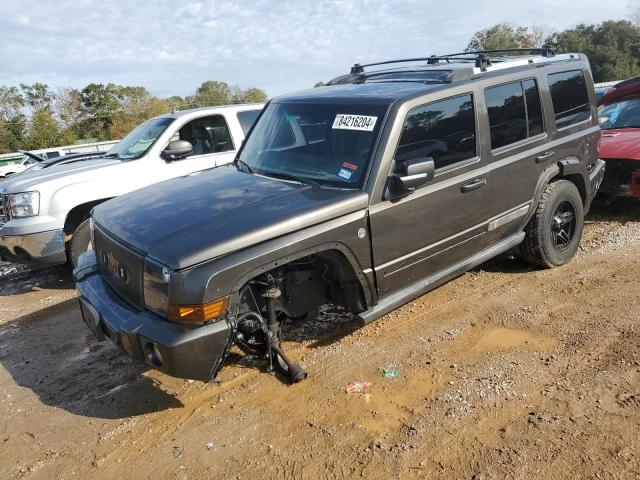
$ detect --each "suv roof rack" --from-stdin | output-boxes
[348,45,557,75]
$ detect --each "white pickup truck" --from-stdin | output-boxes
[0,104,263,266]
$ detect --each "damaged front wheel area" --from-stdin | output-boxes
[233,272,308,384]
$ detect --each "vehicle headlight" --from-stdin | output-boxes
[6,191,39,218]
[143,257,171,317]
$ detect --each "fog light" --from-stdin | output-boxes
[144,342,163,367]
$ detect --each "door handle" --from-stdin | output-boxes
[535,151,555,163]
[461,177,487,193]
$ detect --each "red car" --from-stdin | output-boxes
[597,77,640,199]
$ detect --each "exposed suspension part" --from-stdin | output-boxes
[235,272,307,383]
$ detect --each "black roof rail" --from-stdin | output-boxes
[444,45,556,58]
[349,45,557,75]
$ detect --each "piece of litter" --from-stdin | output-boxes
[206,442,215,450]
[381,367,399,378]
[346,381,371,394]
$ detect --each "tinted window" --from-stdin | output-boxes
[396,94,476,170]
[486,79,545,149]
[236,110,261,135]
[524,79,544,136]
[548,70,591,128]
[178,115,234,155]
[486,82,527,149]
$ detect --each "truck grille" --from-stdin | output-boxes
[0,196,8,228]
[94,226,145,310]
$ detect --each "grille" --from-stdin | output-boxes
[0,196,8,228]
[94,226,145,310]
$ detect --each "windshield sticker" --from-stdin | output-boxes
[333,114,377,131]
[342,161,358,171]
[337,168,353,180]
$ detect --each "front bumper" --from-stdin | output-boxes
[73,251,232,382]
[599,159,640,198]
[0,228,66,265]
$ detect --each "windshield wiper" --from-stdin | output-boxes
[260,170,320,188]
[103,153,122,159]
[235,159,254,173]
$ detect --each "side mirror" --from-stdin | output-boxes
[162,140,193,161]
[390,157,435,194]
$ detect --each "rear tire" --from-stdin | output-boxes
[519,180,584,268]
[70,219,92,268]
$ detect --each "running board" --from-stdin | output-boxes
[358,232,525,324]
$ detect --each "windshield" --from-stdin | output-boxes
[598,97,640,130]
[238,102,387,188]
[105,117,174,160]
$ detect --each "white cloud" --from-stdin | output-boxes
[0,0,630,99]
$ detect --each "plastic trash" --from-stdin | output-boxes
[346,380,371,394]
[206,442,215,450]
[381,367,399,378]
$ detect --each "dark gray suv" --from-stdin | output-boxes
[74,48,605,384]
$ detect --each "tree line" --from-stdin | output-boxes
[466,19,640,83]
[0,81,267,154]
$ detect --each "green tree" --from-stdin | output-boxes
[195,81,232,106]
[24,107,65,149]
[549,21,640,82]
[20,83,53,112]
[79,83,122,139]
[466,24,535,51]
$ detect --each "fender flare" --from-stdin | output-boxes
[524,157,590,226]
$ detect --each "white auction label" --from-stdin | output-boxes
[332,114,377,131]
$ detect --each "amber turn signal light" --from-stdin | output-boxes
[168,296,229,324]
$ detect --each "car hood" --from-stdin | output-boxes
[0,157,121,191]
[599,129,640,161]
[93,167,369,269]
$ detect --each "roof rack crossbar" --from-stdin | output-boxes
[350,56,480,74]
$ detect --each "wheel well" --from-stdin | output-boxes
[63,199,112,235]
[239,250,367,318]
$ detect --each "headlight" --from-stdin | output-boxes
[143,257,171,317]
[89,218,95,247]
[6,191,39,218]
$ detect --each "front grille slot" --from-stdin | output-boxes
[0,196,8,228]
[94,227,145,310]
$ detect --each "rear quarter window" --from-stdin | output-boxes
[548,70,591,129]
[236,110,261,135]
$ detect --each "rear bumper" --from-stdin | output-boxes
[73,251,232,382]
[589,159,606,200]
[599,159,640,198]
[0,228,66,265]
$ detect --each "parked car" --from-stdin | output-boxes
[75,49,604,384]
[597,76,640,200]
[0,155,39,177]
[0,104,263,267]
[21,151,107,174]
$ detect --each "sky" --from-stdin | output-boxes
[0,0,632,99]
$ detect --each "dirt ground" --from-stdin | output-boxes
[1,200,639,480]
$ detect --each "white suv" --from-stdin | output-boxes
[0,104,263,266]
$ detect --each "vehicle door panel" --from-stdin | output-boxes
[369,93,490,298]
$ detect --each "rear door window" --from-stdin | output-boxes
[485,79,545,150]
[548,70,591,129]
[396,94,476,170]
